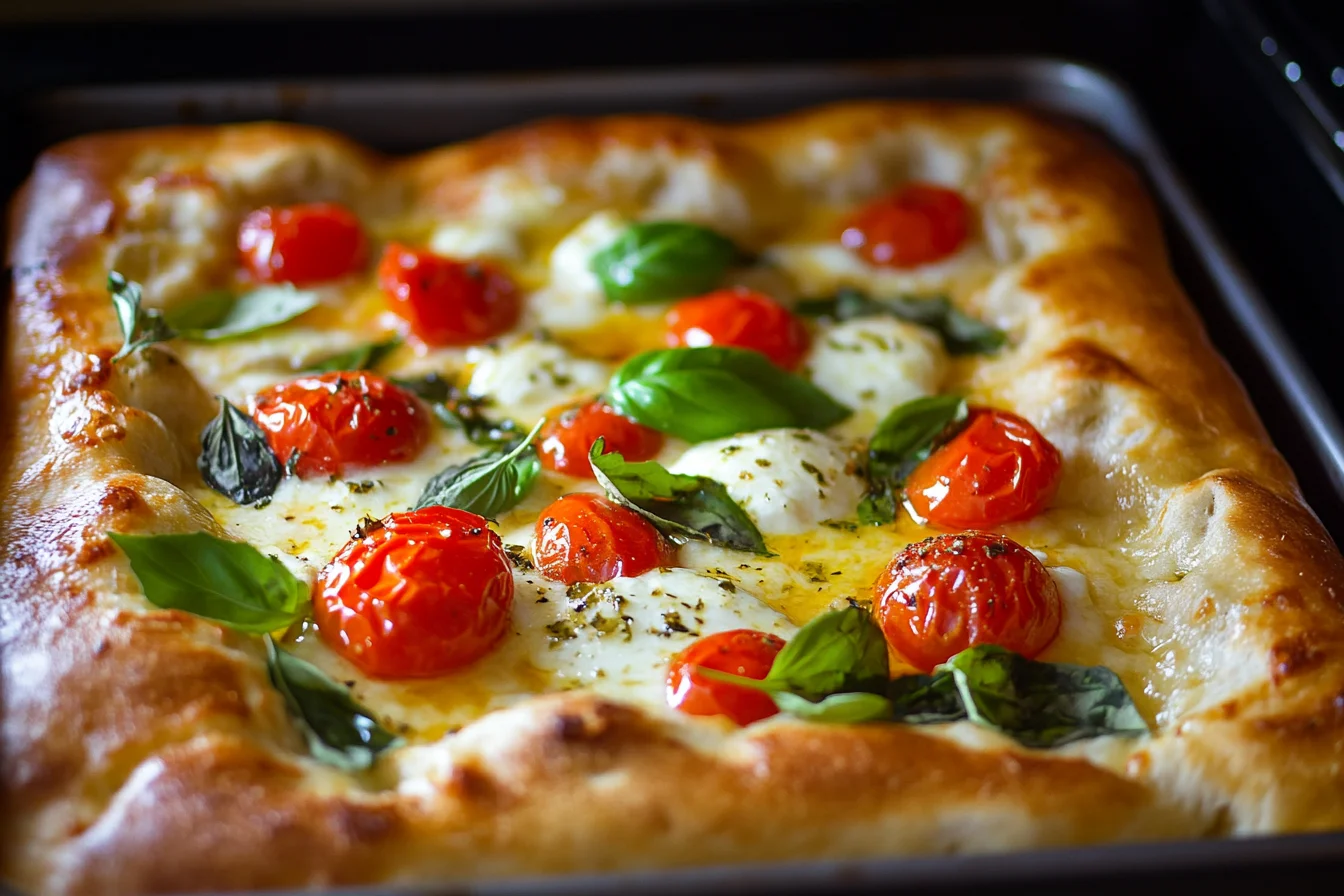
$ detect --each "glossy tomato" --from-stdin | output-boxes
[666,629,785,726]
[315,506,514,678]
[840,183,969,269]
[538,400,665,478]
[533,493,676,584]
[664,287,810,370]
[904,407,1062,529]
[377,243,520,346]
[249,371,431,479]
[874,532,1061,671]
[237,202,367,285]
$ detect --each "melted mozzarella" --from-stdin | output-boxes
[802,317,946,430]
[763,240,998,299]
[464,338,611,423]
[429,220,523,261]
[668,429,865,535]
[524,210,631,331]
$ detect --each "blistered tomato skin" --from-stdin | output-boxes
[874,532,1062,672]
[841,183,969,269]
[904,407,1063,529]
[539,400,665,478]
[378,243,521,346]
[533,493,677,585]
[664,287,811,370]
[237,203,368,285]
[315,507,515,679]
[249,371,431,479]
[666,629,785,726]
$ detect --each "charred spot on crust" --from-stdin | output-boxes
[99,484,145,515]
[1269,633,1327,686]
[1046,339,1149,388]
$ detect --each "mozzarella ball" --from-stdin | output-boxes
[465,339,610,423]
[802,317,946,420]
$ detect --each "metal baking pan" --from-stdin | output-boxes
[8,58,1344,894]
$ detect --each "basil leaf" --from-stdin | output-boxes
[108,531,309,633]
[390,374,521,448]
[391,372,454,403]
[413,419,544,516]
[939,645,1150,748]
[304,337,402,374]
[606,347,851,442]
[885,672,967,724]
[858,394,968,525]
[764,604,890,699]
[264,635,400,770]
[109,271,176,361]
[771,690,894,723]
[167,284,321,342]
[796,288,1006,355]
[588,438,768,554]
[198,397,283,506]
[589,221,739,305]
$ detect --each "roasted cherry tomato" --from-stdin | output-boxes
[874,532,1061,672]
[533,493,676,584]
[314,506,514,678]
[538,400,665,478]
[237,202,368,285]
[664,287,810,370]
[904,407,1062,529]
[840,183,969,269]
[666,629,786,726]
[377,243,521,347]
[249,371,431,479]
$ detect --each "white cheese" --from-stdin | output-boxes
[762,241,997,301]
[802,317,946,425]
[668,429,865,535]
[464,338,611,424]
[524,210,631,331]
[428,220,523,261]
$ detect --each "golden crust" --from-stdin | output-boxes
[4,104,1344,895]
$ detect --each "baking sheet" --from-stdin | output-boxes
[10,57,1344,894]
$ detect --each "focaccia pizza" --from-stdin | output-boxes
[5,102,1344,895]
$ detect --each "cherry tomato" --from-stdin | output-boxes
[249,371,431,479]
[874,532,1062,672]
[840,183,969,269]
[664,287,810,370]
[533,493,676,584]
[377,243,521,346]
[666,629,786,726]
[237,202,368,285]
[538,400,665,479]
[904,407,1062,529]
[314,506,514,678]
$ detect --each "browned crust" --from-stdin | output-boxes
[4,104,1344,895]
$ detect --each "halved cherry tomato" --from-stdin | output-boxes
[249,371,431,479]
[539,400,665,478]
[237,202,368,285]
[533,493,676,584]
[666,629,786,726]
[904,407,1062,529]
[874,532,1061,672]
[377,243,521,346]
[314,506,514,678]
[664,287,810,370]
[840,183,969,269]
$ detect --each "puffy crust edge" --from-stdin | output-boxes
[3,106,1343,895]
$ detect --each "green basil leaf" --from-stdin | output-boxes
[198,397,283,506]
[771,690,894,723]
[304,337,402,374]
[764,604,890,699]
[391,372,454,403]
[796,288,1006,355]
[265,635,400,770]
[605,347,851,442]
[167,284,321,342]
[108,531,309,633]
[390,374,521,448]
[885,672,967,724]
[588,438,769,554]
[109,271,176,361]
[589,221,739,305]
[938,645,1150,748]
[859,394,968,525]
[413,419,544,516]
